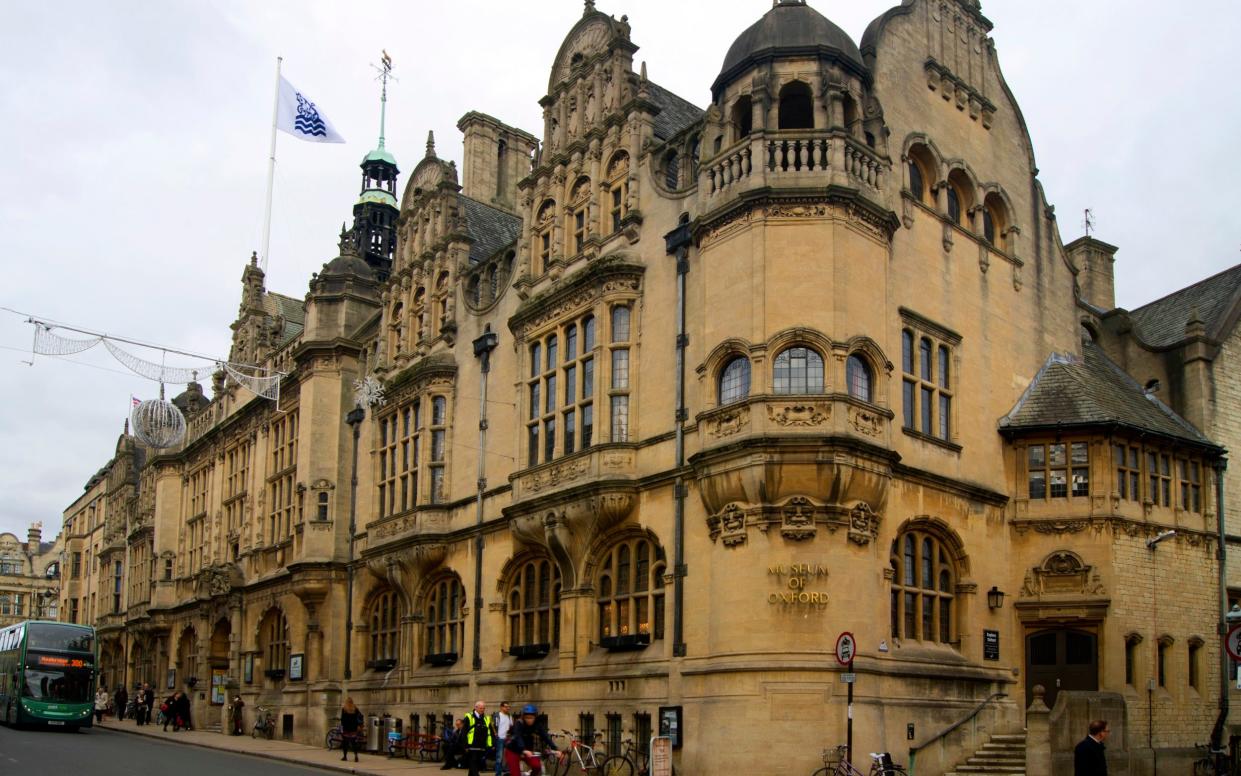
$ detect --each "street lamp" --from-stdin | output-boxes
[987,586,1005,610]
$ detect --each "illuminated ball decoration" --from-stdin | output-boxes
[131,398,187,448]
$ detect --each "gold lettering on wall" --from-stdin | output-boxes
[767,562,830,608]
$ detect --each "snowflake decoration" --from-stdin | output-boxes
[353,376,387,408]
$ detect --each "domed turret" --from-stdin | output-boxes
[712,0,866,99]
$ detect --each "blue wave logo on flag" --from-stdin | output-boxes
[276,75,345,143]
[294,92,329,138]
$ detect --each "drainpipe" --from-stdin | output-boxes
[344,406,365,680]
[1211,458,1230,753]
[665,216,693,657]
[472,328,498,672]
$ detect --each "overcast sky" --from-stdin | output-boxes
[0,1,1237,541]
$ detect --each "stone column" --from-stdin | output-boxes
[1026,685,1051,776]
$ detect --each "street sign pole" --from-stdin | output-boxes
[835,632,857,768]
[846,656,854,766]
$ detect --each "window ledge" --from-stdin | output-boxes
[600,633,651,652]
[423,652,458,667]
[508,643,552,660]
[365,658,398,672]
[901,427,962,453]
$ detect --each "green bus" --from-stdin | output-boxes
[0,620,97,729]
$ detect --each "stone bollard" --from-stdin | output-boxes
[1026,685,1051,776]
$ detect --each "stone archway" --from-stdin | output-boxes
[208,618,231,705]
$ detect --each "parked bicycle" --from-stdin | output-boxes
[252,705,275,739]
[325,724,343,750]
[596,736,677,776]
[811,745,906,776]
[548,729,605,775]
[1193,742,1234,776]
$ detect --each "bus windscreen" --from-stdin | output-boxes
[25,623,94,655]
[22,664,93,703]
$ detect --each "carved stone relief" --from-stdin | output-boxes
[767,403,829,427]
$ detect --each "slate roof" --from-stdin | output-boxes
[263,292,306,346]
[647,81,705,141]
[1000,341,1218,448]
[1127,263,1241,347]
[460,195,521,264]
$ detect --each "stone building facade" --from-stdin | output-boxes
[0,524,61,628]
[59,1,1235,772]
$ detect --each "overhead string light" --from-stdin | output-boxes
[28,318,283,404]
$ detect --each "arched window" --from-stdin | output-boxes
[946,170,974,228]
[842,95,860,137]
[890,530,956,644]
[570,177,591,255]
[425,576,465,660]
[846,355,873,402]
[946,186,961,225]
[177,628,197,684]
[259,609,288,677]
[907,160,924,203]
[663,151,679,190]
[389,303,404,358]
[597,537,666,644]
[369,589,400,666]
[773,346,824,394]
[731,96,752,139]
[983,192,1008,249]
[536,199,556,274]
[412,288,426,343]
[718,356,751,405]
[606,154,629,233]
[507,558,562,651]
[777,81,814,130]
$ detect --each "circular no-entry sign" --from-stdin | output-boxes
[835,631,856,666]
[1226,624,1241,662]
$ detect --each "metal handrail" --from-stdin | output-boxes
[907,692,1007,776]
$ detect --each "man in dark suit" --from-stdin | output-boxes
[1074,719,1109,775]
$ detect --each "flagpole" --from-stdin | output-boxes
[260,56,282,274]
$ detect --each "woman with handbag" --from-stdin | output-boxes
[340,697,364,762]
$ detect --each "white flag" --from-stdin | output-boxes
[276,75,345,143]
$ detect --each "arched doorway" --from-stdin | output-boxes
[176,627,198,691]
[1025,628,1098,710]
[208,619,231,706]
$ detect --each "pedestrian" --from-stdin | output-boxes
[441,718,466,770]
[504,704,562,776]
[340,697,364,763]
[492,701,513,776]
[1073,719,1109,776]
[142,683,155,725]
[463,700,493,776]
[231,695,245,735]
[174,689,192,731]
[94,687,110,722]
[134,684,149,725]
[114,685,128,721]
[162,691,177,731]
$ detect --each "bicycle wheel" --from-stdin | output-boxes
[810,769,832,776]
[600,755,635,776]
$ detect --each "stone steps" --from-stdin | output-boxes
[945,732,1026,776]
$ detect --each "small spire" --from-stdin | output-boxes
[250,250,258,267]
[640,61,647,82]
[584,0,595,15]
[426,130,436,158]
[124,417,130,435]
[375,49,394,151]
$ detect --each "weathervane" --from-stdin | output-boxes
[1082,208,1095,238]
[371,50,396,150]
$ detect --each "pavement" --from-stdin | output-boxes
[96,717,462,774]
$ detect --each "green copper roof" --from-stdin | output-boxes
[357,188,398,207]
[363,147,398,166]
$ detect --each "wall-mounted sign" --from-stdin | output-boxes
[766,563,830,606]
[289,653,304,681]
[983,630,1000,661]
[658,705,682,749]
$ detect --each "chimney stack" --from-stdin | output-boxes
[27,522,42,555]
[1066,236,1119,311]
